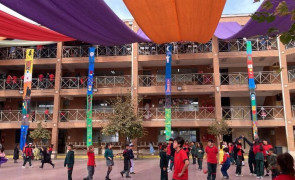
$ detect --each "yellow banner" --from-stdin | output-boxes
[23,49,34,98]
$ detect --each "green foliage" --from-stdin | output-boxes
[252,0,295,44]
[102,94,144,142]
[29,122,51,142]
[208,120,231,141]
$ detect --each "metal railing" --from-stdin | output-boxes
[59,109,114,122]
[219,38,278,52]
[220,71,281,85]
[222,106,284,120]
[62,45,132,57]
[286,40,295,49]
[138,41,212,55]
[139,107,215,121]
[60,76,131,89]
[138,73,214,87]
[288,69,295,83]
[0,78,55,90]
[0,46,57,60]
[0,110,53,122]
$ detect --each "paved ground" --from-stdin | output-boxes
[1,158,272,180]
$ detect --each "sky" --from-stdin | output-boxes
[0,0,264,24]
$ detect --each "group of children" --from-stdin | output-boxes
[159,137,295,180]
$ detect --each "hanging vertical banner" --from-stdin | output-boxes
[246,41,258,137]
[165,44,172,141]
[20,49,34,151]
[86,47,95,147]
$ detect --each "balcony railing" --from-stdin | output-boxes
[138,41,212,55]
[0,47,57,60]
[286,40,295,49]
[219,38,278,52]
[139,107,215,121]
[0,78,55,90]
[222,106,284,120]
[0,110,53,122]
[288,69,295,83]
[60,76,131,89]
[59,109,114,122]
[220,71,281,85]
[62,45,132,58]
[138,73,214,87]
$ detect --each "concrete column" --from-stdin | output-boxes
[212,36,222,121]
[51,42,63,157]
[278,40,294,152]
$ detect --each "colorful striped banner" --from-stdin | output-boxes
[165,44,172,141]
[86,47,95,147]
[246,41,258,137]
[20,49,34,151]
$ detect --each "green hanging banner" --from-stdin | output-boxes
[86,47,95,147]
[165,44,172,141]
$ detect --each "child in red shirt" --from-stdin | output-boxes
[235,143,244,176]
[274,153,295,180]
[84,145,96,180]
[172,137,189,180]
[205,139,218,180]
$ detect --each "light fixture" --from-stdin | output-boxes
[93,88,98,92]
[19,90,23,94]
[177,86,182,91]
[216,87,220,92]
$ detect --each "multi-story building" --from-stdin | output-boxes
[1,15,295,156]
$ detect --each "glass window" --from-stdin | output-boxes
[101,132,119,143]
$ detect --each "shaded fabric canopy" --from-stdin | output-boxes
[0,40,56,47]
[215,0,295,39]
[124,0,226,44]
[0,0,149,45]
[0,10,73,42]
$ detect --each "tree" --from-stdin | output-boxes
[102,94,145,144]
[252,0,295,44]
[29,122,51,145]
[208,119,231,148]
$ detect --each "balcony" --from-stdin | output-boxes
[62,45,132,58]
[59,109,114,122]
[0,78,55,90]
[286,40,295,49]
[0,46,57,60]
[138,41,212,55]
[222,106,284,120]
[220,71,281,85]
[0,110,53,122]
[139,107,215,121]
[60,76,131,89]
[219,38,278,52]
[138,73,214,87]
[288,69,295,83]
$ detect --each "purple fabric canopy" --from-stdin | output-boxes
[215,0,295,39]
[0,0,149,45]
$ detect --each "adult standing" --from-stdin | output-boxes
[191,142,197,165]
[205,139,218,180]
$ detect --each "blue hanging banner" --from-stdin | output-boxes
[86,47,95,147]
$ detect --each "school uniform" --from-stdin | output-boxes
[172,149,188,180]
[64,150,75,180]
[160,150,169,180]
[221,152,231,178]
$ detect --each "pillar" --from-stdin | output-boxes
[51,42,63,157]
[212,36,222,121]
[278,39,294,152]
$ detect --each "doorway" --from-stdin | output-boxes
[58,130,66,153]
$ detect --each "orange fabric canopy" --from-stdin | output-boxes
[124,0,226,43]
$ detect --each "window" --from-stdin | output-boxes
[101,132,119,143]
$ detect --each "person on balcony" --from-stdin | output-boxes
[49,73,55,88]
[6,74,12,89]
[12,75,17,89]
[38,73,44,88]
[45,73,50,88]
[44,108,49,122]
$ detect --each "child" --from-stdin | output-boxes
[0,147,8,167]
[253,140,266,179]
[228,142,235,165]
[267,148,279,179]
[104,143,114,180]
[173,136,189,180]
[13,144,19,163]
[183,141,190,160]
[220,147,231,179]
[83,145,96,180]
[33,146,40,161]
[129,144,135,174]
[191,142,197,165]
[149,141,155,155]
[22,144,33,168]
[40,147,55,168]
[168,138,176,172]
[120,145,131,178]
[196,142,204,170]
[205,139,218,180]
[64,144,75,180]
[235,142,244,177]
[160,144,169,180]
[274,153,295,180]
